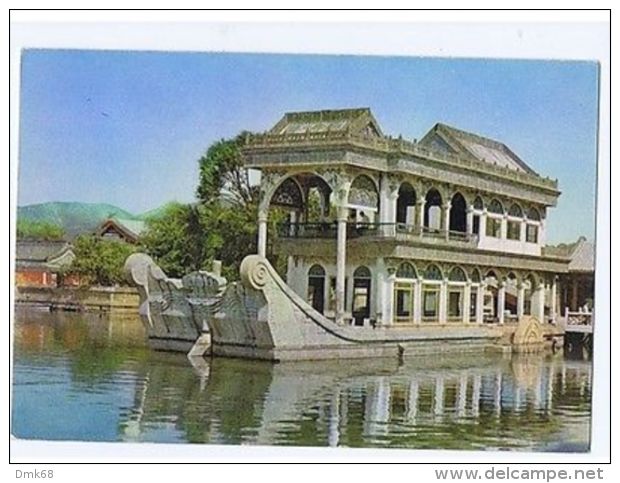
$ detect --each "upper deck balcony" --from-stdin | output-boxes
[277,221,479,248]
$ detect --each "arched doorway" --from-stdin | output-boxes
[449,192,467,233]
[424,188,443,231]
[307,264,326,314]
[484,270,499,323]
[348,175,379,222]
[352,266,372,326]
[396,182,416,225]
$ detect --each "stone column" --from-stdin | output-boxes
[466,206,474,235]
[517,282,525,319]
[571,277,578,311]
[387,190,399,236]
[336,207,348,325]
[439,279,448,324]
[442,202,451,240]
[257,210,268,258]
[416,198,425,232]
[550,276,558,324]
[414,281,422,324]
[480,209,488,242]
[500,214,508,240]
[476,283,485,324]
[463,282,471,323]
[374,259,385,326]
[379,175,398,236]
[533,282,545,323]
[497,280,506,324]
[520,216,527,243]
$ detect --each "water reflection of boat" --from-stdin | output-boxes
[118,352,591,450]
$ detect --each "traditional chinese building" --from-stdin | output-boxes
[96,218,146,244]
[243,108,570,329]
[15,240,75,287]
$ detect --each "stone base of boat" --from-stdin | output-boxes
[211,339,501,361]
[125,253,564,361]
[208,255,523,361]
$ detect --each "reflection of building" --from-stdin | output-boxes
[245,108,570,327]
[15,240,75,287]
[96,218,145,244]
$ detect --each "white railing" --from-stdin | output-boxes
[562,307,594,333]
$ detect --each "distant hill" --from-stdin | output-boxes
[17,202,141,237]
[136,201,181,221]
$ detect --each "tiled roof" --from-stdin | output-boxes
[568,238,595,272]
[544,237,594,272]
[419,123,537,175]
[269,108,383,137]
[97,218,146,241]
[16,240,72,262]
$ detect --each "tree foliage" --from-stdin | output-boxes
[139,203,209,278]
[67,235,136,286]
[141,132,288,281]
[16,219,65,240]
[196,132,256,207]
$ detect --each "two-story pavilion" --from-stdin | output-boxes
[243,108,569,329]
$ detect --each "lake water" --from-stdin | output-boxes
[11,307,592,451]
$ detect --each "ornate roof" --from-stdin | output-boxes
[543,236,594,273]
[15,240,74,270]
[97,218,146,243]
[269,108,383,137]
[419,123,537,175]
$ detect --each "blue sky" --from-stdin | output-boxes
[17,50,599,243]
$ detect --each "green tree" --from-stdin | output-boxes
[16,219,65,240]
[196,132,255,207]
[68,235,136,286]
[139,203,207,278]
[141,132,287,281]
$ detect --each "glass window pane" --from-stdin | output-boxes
[448,290,462,318]
[396,289,412,317]
[423,289,438,318]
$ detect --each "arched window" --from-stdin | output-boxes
[424,264,443,281]
[507,204,523,240]
[527,207,541,221]
[486,199,504,238]
[473,196,484,210]
[449,192,467,233]
[488,199,504,214]
[396,262,417,279]
[396,183,416,225]
[448,267,467,320]
[448,266,467,282]
[307,264,326,314]
[308,264,326,277]
[471,268,482,283]
[424,188,443,231]
[353,266,371,279]
[508,203,523,217]
[422,265,442,322]
[394,263,416,324]
[348,175,379,209]
[352,266,372,326]
[271,177,304,209]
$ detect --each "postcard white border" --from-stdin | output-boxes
[7,11,611,466]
